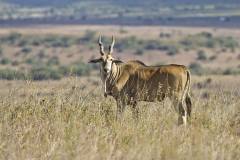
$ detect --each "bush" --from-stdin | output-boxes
[30,67,62,80]
[79,30,96,43]
[159,32,171,38]
[1,58,10,65]
[69,62,91,76]
[180,39,193,48]
[37,50,46,59]
[209,55,217,61]
[218,36,238,51]
[144,40,161,50]
[134,49,144,55]
[31,38,42,46]
[189,62,204,75]
[21,47,32,54]
[59,65,70,76]
[60,36,75,48]
[181,33,216,49]
[223,68,240,75]
[25,58,34,65]
[205,39,215,48]
[198,32,213,38]
[0,47,3,56]
[197,50,207,61]
[55,36,75,48]
[3,32,22,45]
[167,46,178,56]
[18,39,28,47]
[0,69,25,80]
[47,56,59,66]
[115,36,140,52]
[11,60,19,66]
[119,28,128,34]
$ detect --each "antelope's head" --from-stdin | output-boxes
[89,35,122,75]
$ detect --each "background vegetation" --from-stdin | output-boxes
[0,27,239,80]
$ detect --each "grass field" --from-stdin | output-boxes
[0,25,239,159]
[0,75,239,159]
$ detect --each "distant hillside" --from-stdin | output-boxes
[4,0,240,7]
[6,0,73,6]
[1,0,240,27]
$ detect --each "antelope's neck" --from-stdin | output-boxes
[102,63,122,95]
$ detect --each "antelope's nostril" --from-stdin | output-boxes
[104,68,108,72]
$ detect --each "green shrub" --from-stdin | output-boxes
[0,47,3,55]
[37,50,46,59]
[0,69,25,80]
[59,65,70,76]
[119,28,128,34]
[134,49,144,55]
[79,30,96,43]
[167,46,178,56]
[43,35,76,48]
[21,47,32,54]
[31,38,42,46]
[2,32,22,45]
[218,36,238,51]
[223,68,240,75]
[181,33,216,49]
[69,62,91,76]
[209,55,217,61]
[180,39,193,48]
[11,60,19,66]
[18,39,28,47]
[189,62,204,75]
[159,32,171,38]
[114,36,140,52]
[197,50,207,61]
[25,58,34,65]
[144,40,161,50]
[205,39,215,48]
[61,36,75,48]
[47,56,59,66]
[30,67,62,80]
[198,32,213,38]
[1,58,10,65]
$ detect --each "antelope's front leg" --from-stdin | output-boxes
[116,99,126,121]
[128,97,139,120]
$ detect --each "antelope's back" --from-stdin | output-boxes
[130,64,190,96]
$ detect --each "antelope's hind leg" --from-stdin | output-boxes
[185,94,192,117]
[179,100,188,126]
[172,97,187,126]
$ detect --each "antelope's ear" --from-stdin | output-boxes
[88,58,102,63]
[112,59,123,64]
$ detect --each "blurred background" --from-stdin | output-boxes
[0,0,239,80]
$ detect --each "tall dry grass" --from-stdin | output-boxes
[0,76,239,160]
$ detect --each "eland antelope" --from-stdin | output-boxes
[89,36,192,125]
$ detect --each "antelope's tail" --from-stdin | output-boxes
[185,69,192,116]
